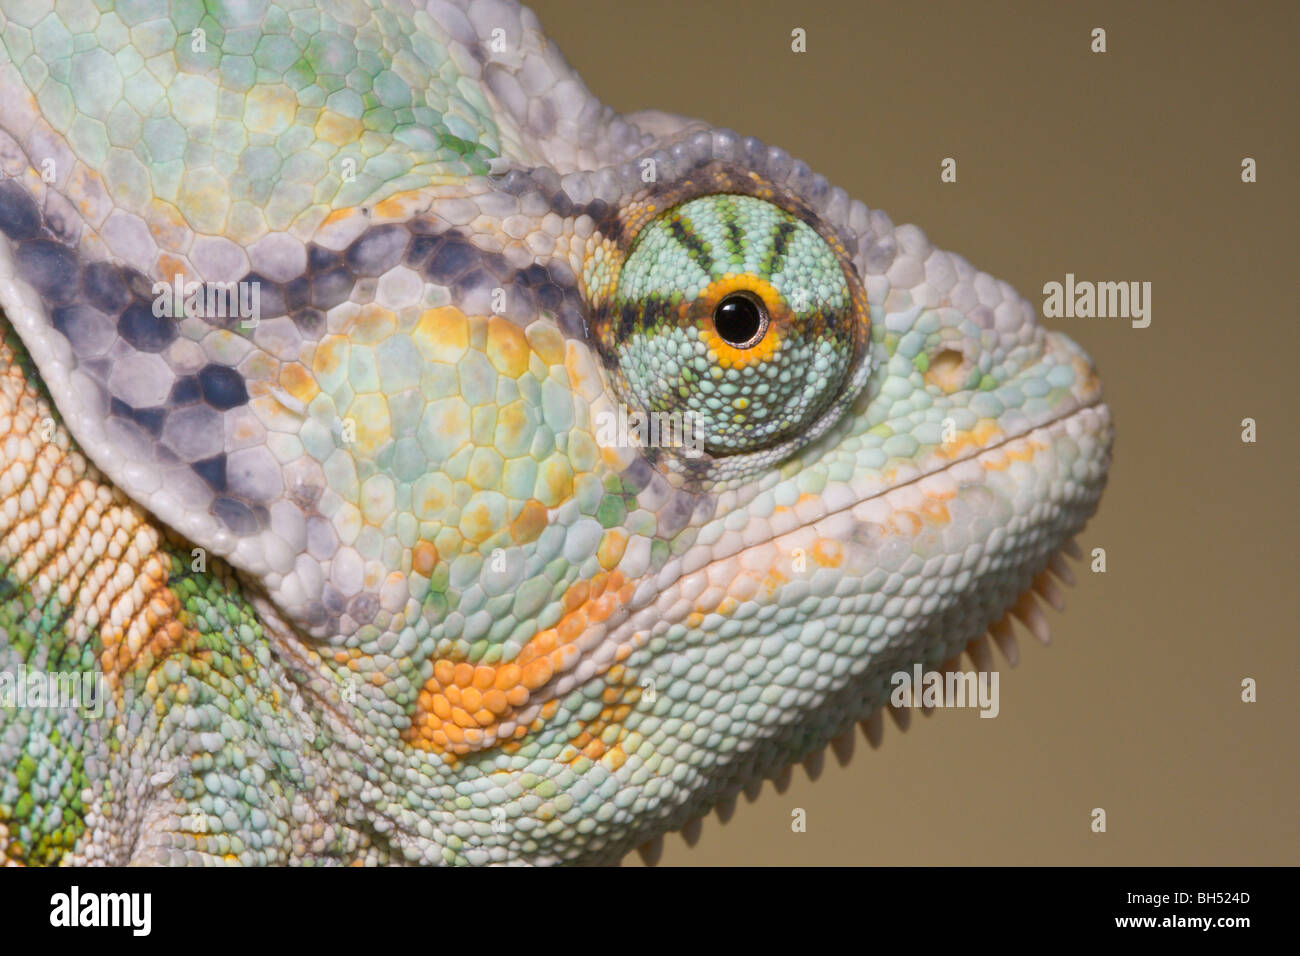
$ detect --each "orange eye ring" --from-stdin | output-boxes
[712,290,768,349]
[687,274,790,370]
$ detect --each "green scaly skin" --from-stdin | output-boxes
[0,0,1111,865]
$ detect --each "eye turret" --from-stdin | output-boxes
[601,193,869,468]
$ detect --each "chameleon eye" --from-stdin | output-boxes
[603,193,868,464]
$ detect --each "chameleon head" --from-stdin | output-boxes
[0,0,1110,864]
[385,133,1112,860]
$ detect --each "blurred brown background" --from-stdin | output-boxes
[531,0,1299,865]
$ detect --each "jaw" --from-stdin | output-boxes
[513,396,1112,864]
[628,395,1112,691]
[575,391,1113,862]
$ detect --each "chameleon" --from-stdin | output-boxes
[0,0,1111,866]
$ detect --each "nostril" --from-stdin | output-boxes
[925,348,968,393]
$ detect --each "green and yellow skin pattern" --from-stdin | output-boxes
[0,0,1111,865]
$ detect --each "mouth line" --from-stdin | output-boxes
[776,396,1108,541]
[632,395,1110,640]
[636,396,1111,667]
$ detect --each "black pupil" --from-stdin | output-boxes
[713,293,765,347]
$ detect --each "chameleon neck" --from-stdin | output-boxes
[0,316,379,864]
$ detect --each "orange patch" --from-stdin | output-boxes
[760,563,790,598]
[155,256,189,294]
[812,539,843,567]
[279,362,319,405]
[372,187,450,221]
[596,528,627,570]
[485,315,530,378]
[312,334,348,378]
[320,206,361,229]
[919,499,952,525]
[148,200,192,251]
[349,304,397,344]
[602,744,628,772]
[938,420,1004,460]
[982,436,1046,471]
[562,666,641,767]
[404,571,636,755]
[412,306,470,363]
[98,550,198,685]
[412,540,439,577]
